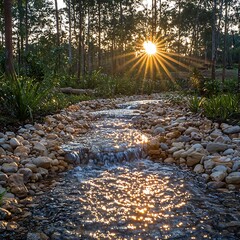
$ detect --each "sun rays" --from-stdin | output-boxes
[115,35,210,90]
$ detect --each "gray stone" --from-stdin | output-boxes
[193,164,204,174]
[207,181,226,189]
[1,144,13,152]
[9,138,21,149]
[232,161,240,171]
[225,172,240,184]
[212,165,228,173]
[64,152,80,165]
[223,126,240,134]
[0,147,6,156]
[33,143,48,155]
[32,157,52,169]
[206,143,228,153]
[153,126,165,135]
[0,172,8,182]
[1,163,18,173]
[160,143,169,151]
[210,171,227,182]
[223,148,234,156]
[25,163,38,173]
[214,135,231,144]
[204,159,215,170]
[18,168,33,183]
[28,231,49,240]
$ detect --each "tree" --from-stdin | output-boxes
[3,0,15,78]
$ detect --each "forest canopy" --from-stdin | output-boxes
[0,0,239,86]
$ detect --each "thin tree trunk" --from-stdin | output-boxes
[98,1,101,69]
[3,0,15,79]
[54,0,60,47]
[211,0,217,80]
[87,5,92,74]
[68,0,72,65]
[24,0,29,74]
[222,0,228,83]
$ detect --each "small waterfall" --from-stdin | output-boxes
[62,101,152,167]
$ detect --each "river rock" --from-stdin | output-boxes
[153,126,165,135]
[18,168,33,183]
[25,163,38,173]
[212,165,228,173]
[27,232,49,240]
[32,157,52,169]
[64,152,80,165]
[8,174,28,198]
[33,143,48,155]
[9,138,21,149]
[207,181,226,189]
[0,172,8,182]
[193,164,204,173]
[210,171,227,182]
[223,148,234,156]
[1,162,18,173]
[0,208,11,220]
[186,156,201,167]
[14,145,31,157]
[232,161,240,171]
[225,172,240,184]
[0,147,6,156]
[203,159,215,170]
[185,127,199,135]
[0,221,7,232]
[223,126,240,134]
[1,144,13,152]
[206,143,228,153]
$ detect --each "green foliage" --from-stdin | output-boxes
[39,92,92,115]
[0,76,52,120]
[202,94,240,122]
[188,95,205,113]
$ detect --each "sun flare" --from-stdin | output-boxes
[143,41,157,55]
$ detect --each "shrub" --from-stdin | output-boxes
[203,94,240,122]
[0,76,52,120]
[188,95,205,113]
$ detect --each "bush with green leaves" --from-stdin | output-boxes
[188,95,205,113]
[202,94,240,122]
[0,76,52,120]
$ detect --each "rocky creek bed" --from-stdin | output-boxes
[0,93,240,239]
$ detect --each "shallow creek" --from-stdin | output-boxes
[4,100,240,239]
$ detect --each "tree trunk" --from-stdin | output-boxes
[68,0,72,65]
[3,0,15,79]
[98,1,101,69]
[222,0,228,84]
[211,0,217,80]
[54,0,60,47]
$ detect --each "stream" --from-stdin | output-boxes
[3,100,240,240]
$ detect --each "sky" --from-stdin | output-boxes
[55,0,66,9]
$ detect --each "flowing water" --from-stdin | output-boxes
[3,100,240,240]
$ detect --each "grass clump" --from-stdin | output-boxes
[203,94,240,122]
[188,95,205,113]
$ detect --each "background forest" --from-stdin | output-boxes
[0,0,240,122]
